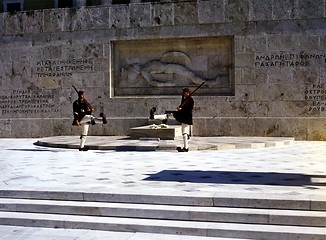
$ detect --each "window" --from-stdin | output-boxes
[112,0,130,4]
[54,0,73,8]
[86,0,102,6]
[3,0,24,12]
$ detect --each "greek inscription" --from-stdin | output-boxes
[304,84,326,112]
[0,90,59,115]
[255,52,325,68]
[34,58,94,77]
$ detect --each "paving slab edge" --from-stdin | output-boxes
[33,136,295,151]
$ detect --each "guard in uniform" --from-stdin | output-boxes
[72,91,107,151]
[150,88,194,152]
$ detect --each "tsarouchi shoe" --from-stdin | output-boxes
[150,107,156,119]
[177,147,189,152]
[100,112,107,124]
[79,146,89,151]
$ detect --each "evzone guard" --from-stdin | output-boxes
[150,87,197,152]
[72,87,107,151]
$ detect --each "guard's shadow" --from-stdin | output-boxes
[143,170,326,187]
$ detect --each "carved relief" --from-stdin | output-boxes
[113,37,233,96]
[120,51,228,88]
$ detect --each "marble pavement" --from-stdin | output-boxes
[0,137,325,239]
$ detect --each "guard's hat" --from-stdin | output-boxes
[183,88,190,93]
[78,90,84,97]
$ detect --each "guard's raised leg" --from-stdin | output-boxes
[149,107,176,124]
[90,113,107,124]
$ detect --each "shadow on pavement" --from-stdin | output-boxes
[6,148,61,152]
[144,170,326,186]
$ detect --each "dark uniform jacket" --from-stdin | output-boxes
[173,96,194,125]
[73,98,91,122]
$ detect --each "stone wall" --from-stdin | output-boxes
[0,0,325,140]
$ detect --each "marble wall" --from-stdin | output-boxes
[0,0,325,140]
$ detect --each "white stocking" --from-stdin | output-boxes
[182,123,190,149]
[153,114,168,120]
[80,117,90,148]
[153,113,176,121]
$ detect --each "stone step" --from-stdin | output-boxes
[1,190,325,210]
[0,198,325,227]
[0,211,324,240]
[0,225,253,240]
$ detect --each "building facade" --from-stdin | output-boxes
[0,0,325,140]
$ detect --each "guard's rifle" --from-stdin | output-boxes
[178,81,206,109]
[72,85,95,112]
